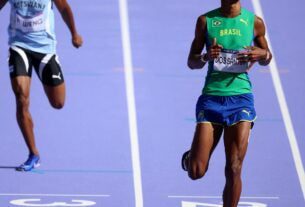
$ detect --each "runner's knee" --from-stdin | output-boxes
[50,100,65,109]
[14,87,30,111]
[225,159,243,179]
[188,161,208,180]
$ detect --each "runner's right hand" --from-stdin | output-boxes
[206,38,223,60]
[72,33,83,48]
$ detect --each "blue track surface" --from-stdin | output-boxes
[0,0,304,207]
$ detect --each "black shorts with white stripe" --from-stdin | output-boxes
[8,46,64,86]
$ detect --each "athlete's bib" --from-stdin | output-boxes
[15,13,45,33]
[213,49,250,73]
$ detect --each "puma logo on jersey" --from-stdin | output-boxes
[240,18,248,26]
[52,72,62,80]
[242,109,251,116]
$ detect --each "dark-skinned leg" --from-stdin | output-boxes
[188,123,223,180]
[43,82,66,109]
[222,121,251,207]
[11,76,39,156]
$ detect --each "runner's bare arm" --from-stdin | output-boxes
[54,0,83,48]
[187,16,207,69]
[254,16,272,65]
[0,0,8,10]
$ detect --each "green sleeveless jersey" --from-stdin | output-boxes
[202,8,255,96]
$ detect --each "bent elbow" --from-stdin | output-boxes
[188,64,195,70]
[259,57,272,66]
[187,60,196,70]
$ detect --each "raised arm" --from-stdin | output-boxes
[0,0,8,10]
[54,0,83,48]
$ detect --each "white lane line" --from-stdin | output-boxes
[118,0,143,207]
[251,0,305,202]
[168,196,279,200]
[0,194,110,197]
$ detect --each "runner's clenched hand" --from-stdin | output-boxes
[206,38,223,60]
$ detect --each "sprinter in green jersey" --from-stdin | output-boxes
[181,0,272,206]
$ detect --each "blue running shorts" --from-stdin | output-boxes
[196,93,257,126]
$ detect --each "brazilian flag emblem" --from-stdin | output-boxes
[212,20,222,27]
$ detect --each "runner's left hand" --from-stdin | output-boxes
[237,46,267,63]
[72,34,83,48]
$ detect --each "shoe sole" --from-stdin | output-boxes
[16,161,40,172]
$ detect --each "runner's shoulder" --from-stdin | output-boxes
[196,15,207,27]
[254,15,266,36]
[254,15,265,26]
[197,8,220,25]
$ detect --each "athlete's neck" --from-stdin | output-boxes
[220,0,241,18]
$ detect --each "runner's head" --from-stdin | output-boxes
[221,0,241,11]
[221,0,239,4]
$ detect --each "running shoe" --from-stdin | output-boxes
[181,150,190,171]
[16,154,40,171]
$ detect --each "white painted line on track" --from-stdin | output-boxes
[168,196,279,200]
[0,194,110,197]
[118,0,143,207]
[251,0,305,202]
